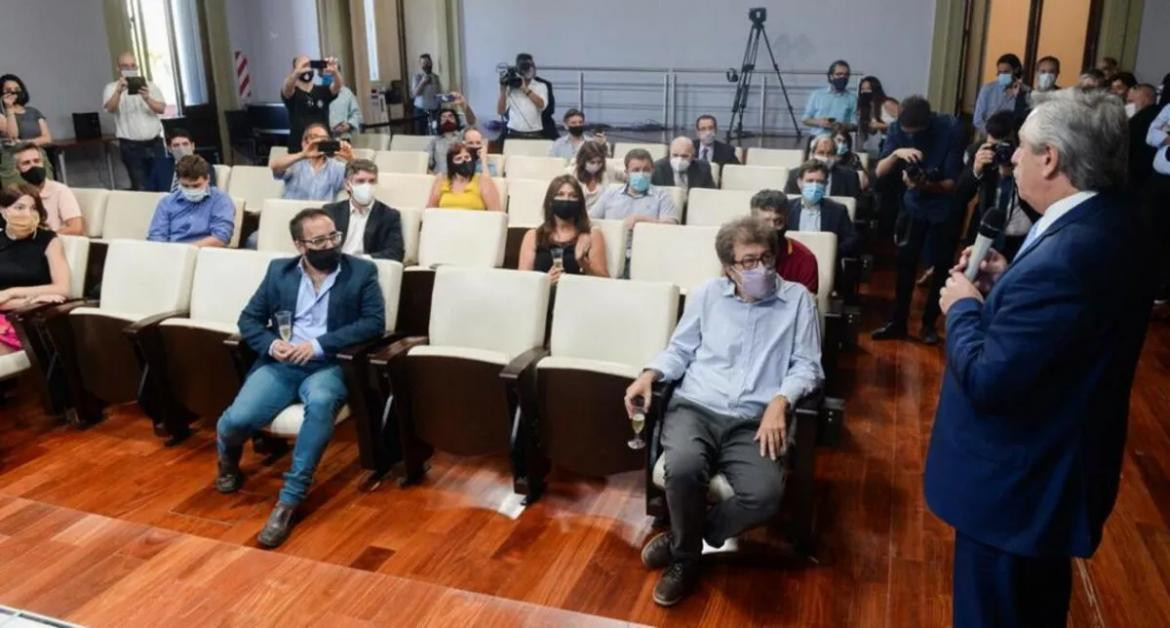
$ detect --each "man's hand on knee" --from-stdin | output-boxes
[755,395,789,460]
[287,342,316,365]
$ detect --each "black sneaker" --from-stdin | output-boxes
[215,461,245,494]
[257,502,297,548]
[641,532,673,570]
[871,321,908,341]
[920,326,940,346]
[653,560,700,607]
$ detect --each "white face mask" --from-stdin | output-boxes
[584,161,604,174]
[1036,71,1056,90]
[351,182,375,206]
[120,68,140,78]
[1125,102,1137,118]
[179,185,208,203]
[698,130,715,145]
[881,109,897,124]
[171,145,194,160]
[670,157,691,173]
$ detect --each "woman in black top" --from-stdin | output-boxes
[0,184,70,353]
[518,175,609,283]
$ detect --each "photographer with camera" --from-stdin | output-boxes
[281,55,342,153]
[871,95,965,345]
[496,53,553,144]
[955,111,1037,261]
[102,52,167,191]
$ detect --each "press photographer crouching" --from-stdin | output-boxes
[955,110,1038,261]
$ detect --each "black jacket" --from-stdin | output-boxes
[955,142,1039,244]
[784,164,861,198]
[322,199,404,262]
[692,139,740,166]
[786,197,858,257]
[534,76,558,140]
[650,157,716,190]
[1129,104,1160,190]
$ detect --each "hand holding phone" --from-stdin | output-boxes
[316,140,341,155]
[309,59,327,70]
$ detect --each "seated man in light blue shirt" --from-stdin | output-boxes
[146,154,235,247]
[215,208,385,549]
[589,148,680,271]
[625,216,823,607]
[272,123,352,202]
[802,60,857,138]
[549,108,606,159]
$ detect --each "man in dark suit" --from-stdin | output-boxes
[1127,84,1160,192]
[786,160,858,257]
[783,161,861,198]
[322,159,404,260]
[931,89,1150,628]
[651,137,715,191]
[146,128,217,193]
[214,208,385,549]
[693,115,740,166]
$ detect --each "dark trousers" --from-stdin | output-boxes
[412,109,436,135]
[661,399,784,562]
[1142,173,1170,292]
[952,530,1071,628]
[891,213,958,330]
[118,137,165,191]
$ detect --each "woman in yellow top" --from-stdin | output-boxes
[425,142,502,211]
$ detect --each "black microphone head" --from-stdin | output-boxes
[978,207,1006,238]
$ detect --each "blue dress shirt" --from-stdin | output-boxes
[972,81,1029,131]
[803,87,857,137]
[280,158,348,202]
[290,262,340,358]
[147,187,236,244]
[647,276,824,419]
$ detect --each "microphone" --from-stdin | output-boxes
[965,208,1006,281]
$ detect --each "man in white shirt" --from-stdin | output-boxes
[496,55,548,143]
[321,159,404,261]
[102,51,166,191]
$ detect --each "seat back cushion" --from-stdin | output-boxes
[429,266,549,360]
[787,230,838,313]
[417,209,507,268]
[550,275,678,368]
[102,191,167,240]
[100,240,199,316]
[629,223,722,293]
[58,235,90,298]
[685,188,754,226]
[189,248,288,326]
[371,259,404,331]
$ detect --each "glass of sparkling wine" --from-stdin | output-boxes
[551,246,565,271]
[275,311,292,342]
[628,395,646,450]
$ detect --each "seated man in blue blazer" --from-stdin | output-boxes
[214,208,385,548]
[321,159,404,260]
[931,89,1150,627]
[786,160,858,257]
[146,128,217,193]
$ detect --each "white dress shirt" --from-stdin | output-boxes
[101,80,165,141]
[800,202,822,232]
[341,201,372,255]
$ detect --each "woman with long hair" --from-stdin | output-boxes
[518,174,609,283]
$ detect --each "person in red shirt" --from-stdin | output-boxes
[750,190,819,295]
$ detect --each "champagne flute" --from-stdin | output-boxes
[628,395,646,450]
[550,246,565,272]
[275,310,293,342]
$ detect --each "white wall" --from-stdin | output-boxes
[226,0,321,103]
[0,0,114,139]
[459,0,936,132]
[1134,0,1169,86]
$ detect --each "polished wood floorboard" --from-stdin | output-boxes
[2,265,1170,626]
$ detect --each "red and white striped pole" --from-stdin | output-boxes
[234,50,252,104]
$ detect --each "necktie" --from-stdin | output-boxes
[170,173,179,192]
[701,147,710,162]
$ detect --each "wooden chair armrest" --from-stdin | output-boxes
[499,347,549,382]
[369,335,428,367]
[5,297,88,323]
[123,309,188,338]
[336,330,406,362]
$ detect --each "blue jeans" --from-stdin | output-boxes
[216,361,347,506]
[118,137,165,191]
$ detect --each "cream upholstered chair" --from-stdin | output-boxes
[592,219,628,279]
[628,223,722,295]
[374,173,434,208]
[746,147,805,169]
[614,142,667,161]
[374,266,550,493]
[484,154,506,177]
[398,207,423,266]
[71,188,108,237]
[352,148,376,161]
[390,134,433,153]
[505,155,567,180]
[255,199,316,254]
[502,138,554,158]
[46,240,197,427]
[720,165,789,193]
[374,150,428,175]
[787,231,838,321]
[684,188,754,227]
[516,275,679,496]
[213,164,232,190]
[828,195,857,222]
[505,178,549,228]
[352,132,391,151]
[226,165,285,214]
[267,146,289,166]
[101,191,166,240]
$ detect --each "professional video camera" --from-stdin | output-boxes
[497,57,535,89]
[905,162,942,184]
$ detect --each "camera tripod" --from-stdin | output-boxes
[727,9,801,141]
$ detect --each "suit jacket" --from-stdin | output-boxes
[534,76,558,140]
[1129,104,1160,189]
[146,157,217,193]
[925,192,1150,558]
[322,199,404,261]
[238,255,386,366]
[692,139,740,166]
[784,164,861,198]
[786,197,858,257]
[650,157,715,190]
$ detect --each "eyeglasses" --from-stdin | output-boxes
[731,255,774,271]
[299,231,343,248]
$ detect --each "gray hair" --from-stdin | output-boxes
[346,158,378,179]
[750,189,788,212]
[1020,88,1128,191]
[715,216,779,266]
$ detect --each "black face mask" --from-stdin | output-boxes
[452,160,476,178]
[776,226,788,241]
[19,166,46,186]
[858,92,873,106]
[551,199,582,220]
[830,76,849,91]
[305,246,341,273]
[567,125,585,137]
[299,71,314,83]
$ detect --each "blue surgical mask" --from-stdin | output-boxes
[1036,72,1056,90]
[801,181,826,205]
[319,74,333,87]
[180,185,208,203]
[835,141,849,156]
[628,172,651,193]
[997,72,1013,87]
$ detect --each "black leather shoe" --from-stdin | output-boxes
[257,503,297,548]
[215,461,245,494]
[870,322,908,341]
[641,531,673,570]
[653,560,700,607]
[920,327,940,346]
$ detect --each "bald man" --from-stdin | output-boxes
[651,136,716,191]
[102,51,167,190]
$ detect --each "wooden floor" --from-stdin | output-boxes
[2,266,1170,626]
